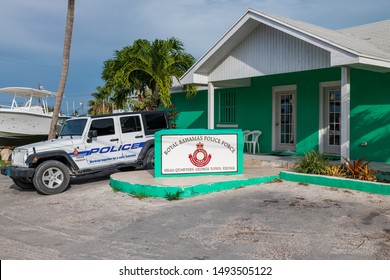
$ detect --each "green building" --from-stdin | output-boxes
[173,9,390,163]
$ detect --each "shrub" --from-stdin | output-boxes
[342,158,378,181]
[294,151,329,175]
[294,152,379,182]
[324,165,347,177]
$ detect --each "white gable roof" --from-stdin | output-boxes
[340,20,390,55]
[181,9,390,85]
[269,13,390,61]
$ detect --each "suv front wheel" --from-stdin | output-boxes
[11,177,35,190]
[33,160,71,195]
[144,148,154,169]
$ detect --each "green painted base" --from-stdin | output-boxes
[110,174,279,199]
[280,171,390,195]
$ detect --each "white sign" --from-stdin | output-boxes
[161,134,238,175]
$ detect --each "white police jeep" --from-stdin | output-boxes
[1,110,168,195]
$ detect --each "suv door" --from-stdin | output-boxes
[119,114,145,162]
[84,117,123,168]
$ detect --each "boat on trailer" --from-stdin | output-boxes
[0,87,69,146]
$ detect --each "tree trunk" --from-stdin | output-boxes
[48,0,75,139]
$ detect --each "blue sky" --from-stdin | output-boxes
[1,0,389,114]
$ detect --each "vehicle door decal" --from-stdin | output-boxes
[67,142,145,157]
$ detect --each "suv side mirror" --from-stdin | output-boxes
[87,130,98,143]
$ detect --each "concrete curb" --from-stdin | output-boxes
[110,173,279,199]
[280,171,390,195]
[110,169,390,199]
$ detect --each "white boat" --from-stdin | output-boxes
[0,87,69,146]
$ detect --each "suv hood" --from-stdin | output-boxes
[15,137,84,153]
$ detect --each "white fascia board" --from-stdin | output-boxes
[357,57,390,70]
[181,9,390,85]
[248,10,360,57]
[180,70,209,85]
[198,12,253,65]
[331,52,359,66]
[249,10,390,70]
[193,74,209,85]
[180,71,195,85]
[180,11,253,84]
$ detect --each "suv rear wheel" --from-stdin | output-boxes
[33,160,71,195]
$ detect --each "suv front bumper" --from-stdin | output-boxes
[1,166,35,178]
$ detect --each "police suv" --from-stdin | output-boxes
[1,110,168,195]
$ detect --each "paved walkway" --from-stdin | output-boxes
[244,153,390,173]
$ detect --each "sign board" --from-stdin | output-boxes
[154,129,243,178]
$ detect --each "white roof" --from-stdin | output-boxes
[0,87,57,98]
[340,20,390,55]
[268,12,390,61]
[181,9,390,85]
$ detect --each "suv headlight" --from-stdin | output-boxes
[12,148,29,167]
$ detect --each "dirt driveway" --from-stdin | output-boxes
[0,171,389,259]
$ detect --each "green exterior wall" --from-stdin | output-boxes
[173,67,390,162]
[172,91,208,129]
[350,69,390,162]
[239,68,340,155]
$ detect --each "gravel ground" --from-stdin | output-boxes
[0,171,389,260]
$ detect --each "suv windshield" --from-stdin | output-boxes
[59,119,88,136]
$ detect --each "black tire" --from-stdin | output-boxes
[11,177,35,190]
[144,148,154,170]
[118,166,136,172]
[32,160,71,195]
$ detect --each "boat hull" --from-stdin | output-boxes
[0,132,49,147]
[0,109,67,147]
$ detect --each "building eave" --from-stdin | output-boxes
[180,9,390,86]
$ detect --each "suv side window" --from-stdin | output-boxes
[145,112,168,130]
[90,118,115,136]
[120,116,142,133]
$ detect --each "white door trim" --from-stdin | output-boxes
[319,81,341,154]
[272,85,297,152]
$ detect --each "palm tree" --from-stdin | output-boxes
[48,0,75,139]
[88,86,113,115]
[102,37,195,109]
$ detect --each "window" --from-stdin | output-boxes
[219,92,236,123]
[328,89,341,146]
[144,112,168,130]
[90,118,115,136]
[279,94,294,144]
[120,116,142,133]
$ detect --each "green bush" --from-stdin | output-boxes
[294,151,329,175]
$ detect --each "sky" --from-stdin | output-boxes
[1,0,389,114]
